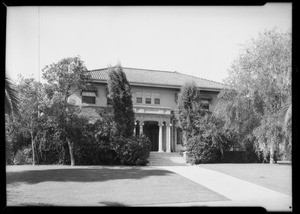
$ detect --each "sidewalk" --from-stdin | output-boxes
[156,166,292,211]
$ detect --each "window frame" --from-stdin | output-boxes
[145,97,152,104]
[136,92,143,104]
[154,98,160,104]
[153,93,160,105]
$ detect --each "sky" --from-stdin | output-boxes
[6,4,292,84]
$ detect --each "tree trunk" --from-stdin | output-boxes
[66,137,75,166]
[30,131,35,166]
[269,143,275,164]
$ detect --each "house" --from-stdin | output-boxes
[68,67,226,153]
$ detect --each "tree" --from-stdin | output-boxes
[107,65,134,138]
[5,76,19,116]
[13,76,44,165]
[176,81,205,145]
[219,28,291,163]
[42,56,89,166]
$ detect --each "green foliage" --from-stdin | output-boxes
[107,65,134,138]
[42,56,89,98]
[186,114,236,164]
[215,29,291,162]
[5,76,19,116]
[253,116,284,162]
[41,56,90,166]
[114,135,151,166]
[73,110,119,165]
[177,81,201,132]
[13,147,32,165]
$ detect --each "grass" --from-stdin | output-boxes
[197,163,292,196]
[6,165,228,206]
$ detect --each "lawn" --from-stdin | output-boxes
[197,163,292,196]
[6,165,228,206]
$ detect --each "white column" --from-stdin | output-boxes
[139,122,144,135]
[133,123,136,136]
[166,123,171,153]
[158,122,163,152]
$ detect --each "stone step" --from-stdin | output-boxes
[147,152,188,166]
[149,152,182,156]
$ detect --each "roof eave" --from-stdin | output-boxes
[91,78,223,91]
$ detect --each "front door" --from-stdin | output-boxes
[143,121,159,151]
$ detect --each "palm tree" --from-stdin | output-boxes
[5,76,19,116]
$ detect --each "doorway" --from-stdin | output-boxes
[143,121,159,151]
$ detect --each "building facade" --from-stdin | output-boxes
[68,67,226,153]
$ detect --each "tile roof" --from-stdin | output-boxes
[87,67,227,90]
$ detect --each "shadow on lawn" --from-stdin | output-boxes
[6,167,174,185]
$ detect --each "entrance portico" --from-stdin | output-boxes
[133,105,173,152]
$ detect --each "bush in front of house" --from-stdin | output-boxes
[187,134,222,164]
[186,114,236,164]
[114,135,151,166]
[73,115,120,165]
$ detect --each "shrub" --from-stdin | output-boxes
[186,114,236,164]
[13,147,32,165]
[72,115,120,165]
[242,135,263,163]
[114,135,151,166]
[187,134,222,164]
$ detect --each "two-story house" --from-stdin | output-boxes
[68,67,226,153]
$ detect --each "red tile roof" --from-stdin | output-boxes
[87,67,227,90]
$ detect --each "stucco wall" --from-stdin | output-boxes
[68,82,220,112]
[67,84,107,107]
[131,86,179,110]
[200,90,220,112]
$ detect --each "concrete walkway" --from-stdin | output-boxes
[155,166,292,211]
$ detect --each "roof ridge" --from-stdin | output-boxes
[87,67,227,87]
[172,70,226,86]
[123,67,177,74]
[88,67,177,74]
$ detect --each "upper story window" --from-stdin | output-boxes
[145,93,151,104]
[153,93,160,105]
[82,91,96,104]
[200,99,210,110]
[136,92,143,104]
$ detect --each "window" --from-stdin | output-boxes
[146,98,151,104]
[145,93,151,104]
[82,91,96,104]
[153,93,160,105]
[200,99,210,110]
[82,96,96,104]
[136,92,143,103]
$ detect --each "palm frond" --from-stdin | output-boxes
[5,76,19,116]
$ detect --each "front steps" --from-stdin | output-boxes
[147,152,188,166]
